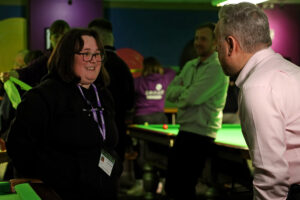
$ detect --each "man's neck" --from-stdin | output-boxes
[200,51,214,62]
[234,51,255,76]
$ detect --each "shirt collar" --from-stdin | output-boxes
[235,47,275,88]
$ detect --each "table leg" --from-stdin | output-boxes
[143,163,158,200]
[171,114,176,125]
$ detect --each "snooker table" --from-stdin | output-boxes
[0,182,61,200]
[127,124,252,197]
[127,124,248,149]
[127,123,250,169]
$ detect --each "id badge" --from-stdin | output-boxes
[98,150,115,176]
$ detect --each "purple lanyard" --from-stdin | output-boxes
[77,83,106,140]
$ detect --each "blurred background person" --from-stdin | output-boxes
[12,49,29,69]
[0,21,70,181]
[88,18,135,162]
[0,20,70,87]
[0,50,41,180]
[23,50,43,66]
[126,57,176,196]
[133,57,176,124]
[16,20,70,87]
[0,49,42,140]
[165,23,228,200]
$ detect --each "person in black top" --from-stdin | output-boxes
[7,28,122,200]
[0,20,70,87]
[0,20,70,180]
[222,76,240,124]
[17,20,70,86]
[88,18,135,161]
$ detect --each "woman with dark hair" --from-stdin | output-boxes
[7,28,122,200]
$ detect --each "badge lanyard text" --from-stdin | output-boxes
[78,83,106,140]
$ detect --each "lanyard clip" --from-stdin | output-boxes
[98,106,104,111]
[82,107,104,113]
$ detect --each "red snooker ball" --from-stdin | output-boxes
[163,124,168,129]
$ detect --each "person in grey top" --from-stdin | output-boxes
[165,23,228,200]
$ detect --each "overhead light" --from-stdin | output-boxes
[212,0,269,7]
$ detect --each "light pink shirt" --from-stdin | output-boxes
[236,48,300,200]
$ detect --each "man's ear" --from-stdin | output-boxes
[225,36,235,56]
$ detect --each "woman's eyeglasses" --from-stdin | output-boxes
[75,52,105,62]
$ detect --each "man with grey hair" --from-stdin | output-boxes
[215,2,300,200]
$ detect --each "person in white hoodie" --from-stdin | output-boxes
[215,2,300,200]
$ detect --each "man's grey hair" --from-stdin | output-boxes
[218,2,272,53]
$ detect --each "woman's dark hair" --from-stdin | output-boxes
[142,57,163,77]
[48,28,110,87]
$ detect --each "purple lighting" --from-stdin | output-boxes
[264,4,300,65]
[29,0,103,50]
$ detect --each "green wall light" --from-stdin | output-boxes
[212,0,268,7]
